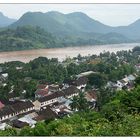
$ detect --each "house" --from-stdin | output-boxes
[35,88,49,99]
[72,77,88,90]
[85,90,97,109]
[63,77,88,91]
[35,84,49,98]
[127,75,136,81]
[1,73,8,79]
[76,71,96,78]
[85,90,97,102]
[62,86,80,99]
[116,80,126,90]
[33,91,64,110]
[12,120,29,129]
[34,107,58,122]
[0,101,35,122]
[37,84,48,90]
[18,116,36,127]
[63,79,74,89]
[49,84,60,93]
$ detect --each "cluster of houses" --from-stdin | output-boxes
[106,74,136,91]
[0,75,97,130]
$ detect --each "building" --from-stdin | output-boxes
[76,71,96,78]
[0,101,35,122]
[63,77,88,91]
[33,91,64,110]
[49,84,60,93]
[34,107,58,122]
[62,86,80,98]
[35,88,49,99]
[72,77,88,90]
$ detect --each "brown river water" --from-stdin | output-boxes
[0,43,140,63]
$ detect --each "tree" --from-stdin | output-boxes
[70,92,89,112]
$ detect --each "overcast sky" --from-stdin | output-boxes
[0,4,140,26]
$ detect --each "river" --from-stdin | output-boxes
[0,43,140,63]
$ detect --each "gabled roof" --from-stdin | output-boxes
[11,101,34,112]
[12,119,29,128]
[35,107,58,121]
[86,90,97,101]
[0,101,34,118]
[62,86,79,96]
[38,91,64,103]
[74,77,88,86]
[37,84,48,89]
[49,84,59,91]
[127,75,136,81]
[35,89,49,96]
[64,77,88,86]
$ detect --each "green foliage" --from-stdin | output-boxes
[88,73,108,88]
[70,92,89,112]
[0,26,63,51]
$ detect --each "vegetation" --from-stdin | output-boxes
[0,47,140,136]
[0,85,140,136]
[0,26,63,51]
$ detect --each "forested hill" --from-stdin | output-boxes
[10,11,140,40]
[1,11,140,51]
[0,26,63,51]
[0,25,133,52]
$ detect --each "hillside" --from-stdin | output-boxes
[0,11,139,51]
[0,26,62,51]
[10,11,140,40]
[0,12,16,27]
[0,25,133,52]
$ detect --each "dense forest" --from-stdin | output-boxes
[0,26,63,51]
[0,25,134,52]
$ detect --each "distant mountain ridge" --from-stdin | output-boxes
[10,11,140,40]
[0,11,139,52]
[0,12,16,27]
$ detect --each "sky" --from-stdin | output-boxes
[0,4,140,26]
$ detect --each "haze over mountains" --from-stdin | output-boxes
[10,11,140,40]
[0,12,16,27]
[0,11,140,51]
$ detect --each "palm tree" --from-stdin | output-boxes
[70,96,78,111]
[77,92,89,111]
[70,92,89,112]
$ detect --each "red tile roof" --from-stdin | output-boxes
[37,84,48,89]
[35,89,49,96]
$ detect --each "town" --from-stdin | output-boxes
[0,47,140,131]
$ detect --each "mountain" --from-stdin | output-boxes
[10,11,140,41]
[0,12,16,27]
[0,26,63,51]
[11,11,111,35]
[113,19,140,39]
